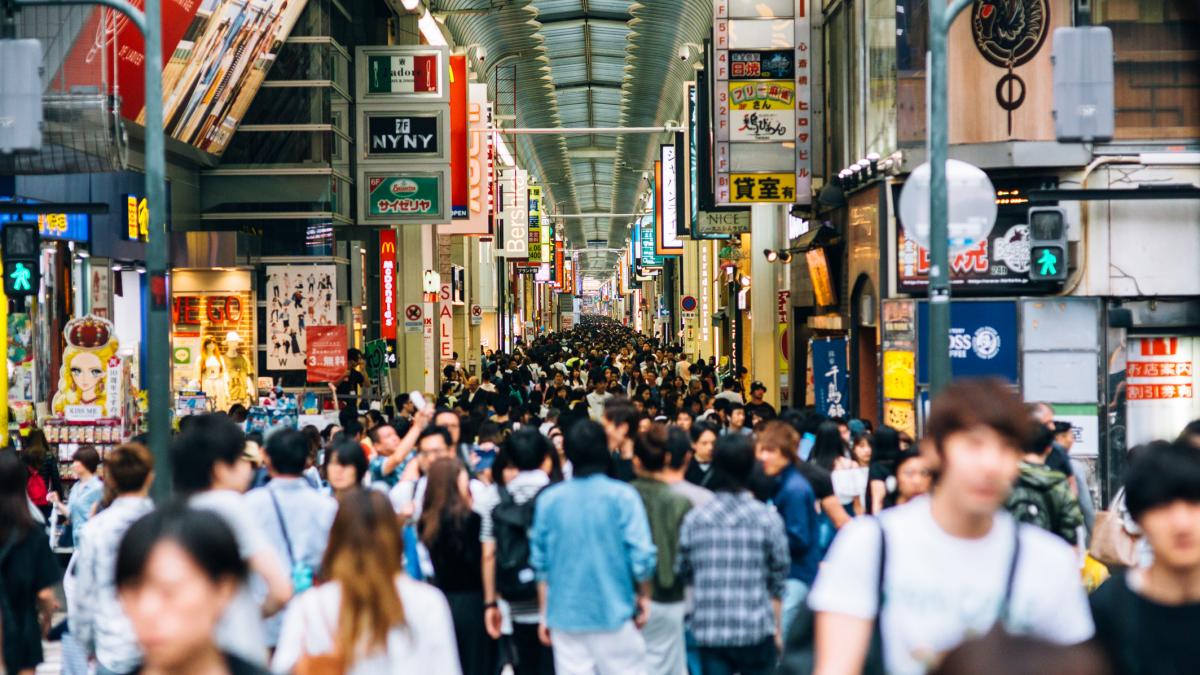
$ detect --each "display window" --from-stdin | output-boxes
[171,270,257,414]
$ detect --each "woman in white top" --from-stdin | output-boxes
[271,490,462,674]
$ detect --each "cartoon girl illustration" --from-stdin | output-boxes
[52,315,119,415]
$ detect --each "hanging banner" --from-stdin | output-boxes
[266,266,337,371]
[637,216,664,269]
[449,55,469,217]
[439,283,454,363]
[306,326,348,383]
[496,169,529,258]
[811,338,848,418]
[380,230,397,339]
[657,145,684,254]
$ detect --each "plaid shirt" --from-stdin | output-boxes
[677,490,789,647]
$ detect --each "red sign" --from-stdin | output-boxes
[450,55,469,217]
[306,326,348,383]
[380,230,397,339]
[554,240,565,288]
[171,295,244,326]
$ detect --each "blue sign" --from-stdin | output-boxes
[917,301,1018,384]
[812,338,849,418]
[0,199,90,242]
[638,215,663,269]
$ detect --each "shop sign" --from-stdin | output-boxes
[305,326,348,383]
[0,201,90,242]
[637,216,663,269]
[882,299,916,350]
[898,222,1039,292]
[917,301,1018,384]
[884,400,917,438]
[657,146,683,254]
[729,50,795,79]
[449,55,469,218]
[727,173,796,203]
[171,295,246,327]
[496,169,529,258]
[380,230,397,339]
[366,113,440,156]
[696,210,749,236]
[882,351,915,401]
[365,173,445,220]
[712,0,812,206]
[1054,405,1100,458]
[125,195,149,241]
[439,283,454,362]
[812,337,848,418]
[439,83,494,234]
[363,51,443,96]
[528,186,545,261]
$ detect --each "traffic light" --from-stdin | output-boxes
[1028,207,1068,282]
[2,221,41,297]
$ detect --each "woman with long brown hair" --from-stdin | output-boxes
[419,458,495,675]
[270,490,461,674]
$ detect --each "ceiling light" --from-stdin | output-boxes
[419,10,447,47]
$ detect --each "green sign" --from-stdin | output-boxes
[638,215,663,268]
[367,175,441,217]
[364,339,388,379]
[366,53,441,95]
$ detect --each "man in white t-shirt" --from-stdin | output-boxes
[808,378,1094,675]
[586,378,613,421]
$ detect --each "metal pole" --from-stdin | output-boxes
[927,0,974,396]
[13,0,169,497]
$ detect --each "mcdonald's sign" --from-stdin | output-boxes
[380,230,398,339]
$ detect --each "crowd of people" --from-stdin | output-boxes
[3,315,1200,675]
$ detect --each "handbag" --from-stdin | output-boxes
[1089,509,1139,568]
[293,597,346,675]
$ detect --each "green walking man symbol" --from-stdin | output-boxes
[9,263,32,292]
[1036,249,1058,277]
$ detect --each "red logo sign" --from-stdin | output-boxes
[380,230,397,339]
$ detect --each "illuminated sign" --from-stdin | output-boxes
[380,230,397,339]
[0,200,90,243]
[125,195,149,242]
[365,113,441,156]
[657,145,683,254]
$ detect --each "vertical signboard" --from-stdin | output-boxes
[355,46,451,225]
[657,145,684,255]
[449,55,469,218]
[496,169,529,258]
[528,185,543,261]
[439,283,454,363]
[812,338,849,418]
[712,0,812,205]
[1126,337,1198,447]
[380,230,397,339]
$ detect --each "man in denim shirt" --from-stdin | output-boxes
[246,428,337,648]
[530,420,657,675]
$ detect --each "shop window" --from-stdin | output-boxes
[1095,0,1200,140]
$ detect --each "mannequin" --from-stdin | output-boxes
[224,331,255,407]
[199,336,230,412]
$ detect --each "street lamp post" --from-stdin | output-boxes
[927,0,977,395]
[13,0,170,498]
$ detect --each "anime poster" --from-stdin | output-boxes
[265,265,336,370]
[52,315,120,420]
[7,313,35,429]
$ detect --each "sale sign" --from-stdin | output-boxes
[306,326,348,383]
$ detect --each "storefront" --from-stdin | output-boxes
[170,269,257,416]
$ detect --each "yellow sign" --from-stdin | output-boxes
[883,351,916,401]
[806,249,835,307]
[728,81,795,110]
[126,195,149,242]
[884,400,916,438]
[729,173,796,203]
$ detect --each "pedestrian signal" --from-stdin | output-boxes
[2,221,41,297]
[1027,207,1068,282]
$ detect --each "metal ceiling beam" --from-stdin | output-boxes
[490,126,673,134]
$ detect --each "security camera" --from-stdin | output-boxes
[678,45,690,61]
[475,45,488,63]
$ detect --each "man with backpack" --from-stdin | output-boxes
[530,420,657,675]
[481,428,554,675]
[1005,425,1085,545]
[808,379,1093,675]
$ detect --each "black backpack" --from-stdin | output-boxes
[492,485,542,602]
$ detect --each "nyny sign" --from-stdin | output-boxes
[367,114,439,155]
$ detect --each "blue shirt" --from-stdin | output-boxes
[68,476,104,548]
[530,474,657,632]
[771,465,821,585]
